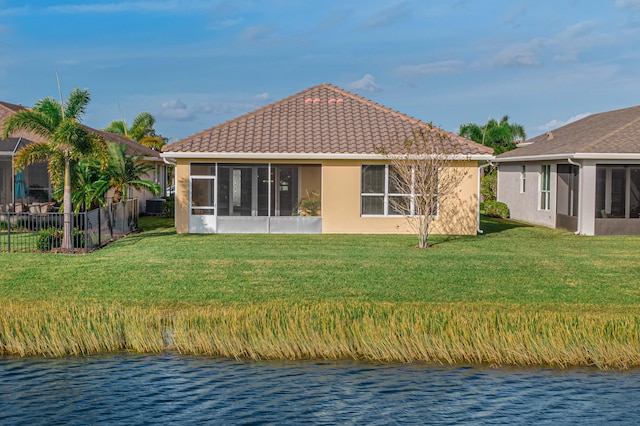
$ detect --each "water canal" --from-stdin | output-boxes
[1,354,639,424]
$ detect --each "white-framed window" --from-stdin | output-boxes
[520,165,526,193]
[190,163,217,215]
[539,164,551,210]
[361,165,434,216]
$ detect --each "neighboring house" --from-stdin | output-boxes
[0,101,167,213]
[495,105,640,235]
[161,83,493,235]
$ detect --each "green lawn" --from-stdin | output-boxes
[1,215,639,310]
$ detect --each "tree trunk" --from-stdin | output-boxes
[113,188,122,204]
[62,158,73,251]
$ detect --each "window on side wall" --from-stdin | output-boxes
[520,165,526,193]
[190,163,216,215]
[360,165,431,216]
[539,164,551,210]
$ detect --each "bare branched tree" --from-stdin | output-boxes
[379,125,469,248]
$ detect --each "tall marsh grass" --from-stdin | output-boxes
[2,302,639,369]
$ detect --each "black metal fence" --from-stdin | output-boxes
[0,199,139,253]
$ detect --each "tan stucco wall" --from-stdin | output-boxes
[174,161,190,234]
[321,159,478,235]
[173,158,479,235]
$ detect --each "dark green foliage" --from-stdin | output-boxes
[14,217,31,230]
[36,227,63,251]
[481,170,497,202]
[36,227,85,251]
[459,115,526,155]
[0,221,7,230]
[162,195,175,218]
[483,200,510,218]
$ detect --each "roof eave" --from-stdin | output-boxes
[495,152,640,163]
[160,152,494,161]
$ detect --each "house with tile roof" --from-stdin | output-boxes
[161,83,493,235]
[495,105,640,235]
[0,101,168,213]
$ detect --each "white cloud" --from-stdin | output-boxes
[536,112,592,132]
[238,25,274,43]
[616,0,640,12]
[395,60,464,78]
[489,21,612,68]
[360,2,411,29]
[492,41,543,67]
[1,1,215,15]
[347,74,382,92]
[158,99,194,121]
[208,18,242,31]
[553,53,578,63]
[156,92,272,122]
[254,92,270,102]
[0,6,29,17]
[503,4,528,26]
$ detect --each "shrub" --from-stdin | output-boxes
[481,170,497,202]
[483,200,510,218]
[37,227,63,251]
[36,227,86,251]
[0,220,7,231]
[163,195,175,218]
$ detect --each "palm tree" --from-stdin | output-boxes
[459,115,526,155]
[102,143,161,203]
[2,88,108,250]
[53,158,108,213]
[105,111,167,150]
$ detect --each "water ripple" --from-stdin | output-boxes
[1,354,640,425]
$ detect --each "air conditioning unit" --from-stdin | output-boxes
[146,198,165,215]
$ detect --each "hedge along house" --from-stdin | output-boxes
[161,84,494,235]
[495,105,640,235]
[0,100,168,213]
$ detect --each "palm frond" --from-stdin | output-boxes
[104,120,128,136]
[33,97,63,126]
[64,88,91,121]
[13,142,58,171]
[129,111,155,141]
[2,109,56,139]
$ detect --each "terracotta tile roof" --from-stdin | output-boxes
[162,83,493,157]
[1,101,160,158]
[498,105,640,160]
[90,127,161,158]
[0,101,48,144]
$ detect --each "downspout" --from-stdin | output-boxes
[161,155,177,196]
[11,137,22,205]
[477,161,495,234]
[567,158,583,235]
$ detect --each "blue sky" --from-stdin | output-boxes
[1,1,640,143]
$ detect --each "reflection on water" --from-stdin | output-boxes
[1,354,639,425]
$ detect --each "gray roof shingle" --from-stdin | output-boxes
[498,105,640,160]
[162,83,493,157]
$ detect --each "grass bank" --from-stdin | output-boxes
[2,301,639,369]
[1,216,639,368]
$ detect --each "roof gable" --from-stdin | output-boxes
[1,100,160,159]
[498,105,640,160]
[162,83,492,157]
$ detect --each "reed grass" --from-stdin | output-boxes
[0,302,165,356]
[2,301,639,370]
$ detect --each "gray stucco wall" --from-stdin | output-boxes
[497,162,555,228]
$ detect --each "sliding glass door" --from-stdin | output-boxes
[214,164,299,217]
